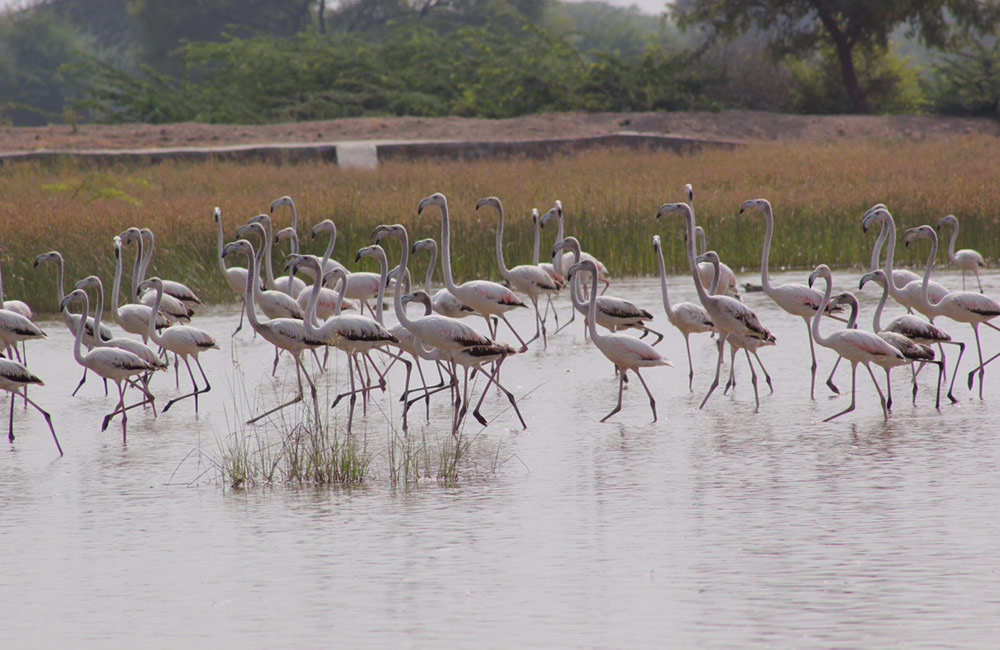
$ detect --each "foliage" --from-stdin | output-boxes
[926,40,1000,117]
[788,44,927,114]
[672,0,1000,113]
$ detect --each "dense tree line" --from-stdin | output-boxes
[1,0,998,126]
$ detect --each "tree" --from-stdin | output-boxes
[672,0,1000,113]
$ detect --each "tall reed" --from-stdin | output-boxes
[2,136,997,313]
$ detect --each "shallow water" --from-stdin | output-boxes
[3,268,1000,648]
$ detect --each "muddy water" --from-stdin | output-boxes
[3,268,1000,648]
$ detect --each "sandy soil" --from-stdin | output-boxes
[2,110,999,152]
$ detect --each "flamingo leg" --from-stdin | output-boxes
[724,342,737,394]
[700,335,726,409]
[684,334,695,392]
[498,314,529,353]
[744,347,759,412]
[826,356,842,394]
[101,381,129,441]
[974,267,984,294]
[634,368,657,422]
[864,362,889,421]
[23,390,61,455]
[7,392,14,443]
[753,351,774,393]
[805,317,817,400]
[554,302,576,334]
[601,368,626,422]
[884,368,893,412]
[163,356,203,413]
[232,298,246,336]
[70,367,89,397]
[929,360,944,410]
[641,326,665,346]
[824,361,858,422]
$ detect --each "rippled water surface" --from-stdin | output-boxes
[3,269,1000,648]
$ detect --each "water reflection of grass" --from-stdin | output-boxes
[4,136,997,313]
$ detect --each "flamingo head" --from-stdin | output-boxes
[274,226,297,245]
[270,195,293,213]
[213,206,221,223]
[236,221,266,241]
[311,219,335,239]
[33,250,62,268]
[684,183,693,202]
[808,264,832,289]
[137,276,163,295]
[903,225,936,248]
[859,269,887,291]
[372,223,406,244]
[531,208,539,225]
[248,213,272,231]
[475,196,501,212]
[222,239,253,260]
[567,258,598,281]
[118,226,141,243]
[652,234,661,253]
[59,288,88,313]
[654,202,690,220]
[411,238,435,254]
[73,275,102,292]
[417,192,447,215]
[936,214,957,231]
[861,205,890,233]
[739,198,770,215]
[355,244,384,264]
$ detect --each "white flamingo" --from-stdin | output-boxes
[118,227,192,323]
[937,214,986,293]
[138,277,219,413]
[555,236,663,344]
[0,306,45,362]
[686,184,740,299]
[866,205,921,286]
[539,199,610,291]
[651,233,716,390]
[308,219,381,317]
[61,288,159,441]
[418,192,530,351]
[861,206,949,315]
[570,259,672,422]
[236,221,305,321]
[902,225,1000,400]
[73,275,167,373]
[214,206,253,335]
[530,207,564,330]
[808,265,903,422]
[410,238,475,319]
[697,250,775,396]
[402,290,525,431]
[741,197,843,399]
[294,219,356,319]
[1,358,61,455]
[246,213,305,297]
[860,269,955,410]
[295,260,399,434]
[373,223,502,434]
[477,196,561,347]
[110,236,169,341]
[656,201,774,411]
[223,239,325,425]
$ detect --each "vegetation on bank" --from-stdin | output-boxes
[2,137,998,315]
[2,1,1000,127]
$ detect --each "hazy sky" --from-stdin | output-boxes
[571,0,668,15]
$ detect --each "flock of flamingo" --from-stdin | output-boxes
[1,186,997,457]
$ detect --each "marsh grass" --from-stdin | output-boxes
[3,136,999,313]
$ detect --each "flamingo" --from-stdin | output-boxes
[539,199,610,292]
[410,238,475,319]
[73,275,168,374]
[902,225,1000,399]
[137,228,202,308]
[834,287,941,410]
[808,265,903,422]
[655,238,723,390]
[118,228,192,323]
[865,203,921,286]
[859,269,953,406]
[60,288,159,441]
[555,236,663,344]
[477,196,561,347]
[656,201,774,411]
[138,277,219,413]
[0,260,31,319]
[695,250,774,396]
[308,219,381,317]
[402,290,526,430]
[686,184,740,299]
[222,239,325,425]
[740,198,843,399]
[372,223,503,434]
[569,259,671,422]
[0,305,45,362]
[294,220,356,319]
[245,213,305,297]
[861,206,949,315]
[110,236,169,341]
[214,206,253,335]
[293,259,399,433]
[235,221,305,321]
[1,358,61,455]
[270,194,301,255]
[937,214,986,293]
[531,207,564,329]
[418,192,530,352]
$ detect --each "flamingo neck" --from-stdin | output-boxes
[321,227,336,267]
[112,246,124,315]
[919,232,941,312]
[872,278,888,332]
[566,246,587,315]
[654,244,674,316]
[216,215,229,273]
[145,284,164,346]
[91,281,106,345]
[759,204,775,293]
[532,217,540,266]
[139,231,154,286]
[243,245,264,333]
[288,200,299,254]
[494,204,511,278]
[870,221,889,272]
[422,244,436,294]
[260,220,277,289]
[392,230,418,332]
[810,272,834,347]
[303,263,324,334]
[251,237,269,308]
[945,221,959,262]
[439,203,459,292]
[372,251,388,325]
[683,210,712,307]
[707,258,721,295]
[583,264,604,345]
[71,291,89,366]
[130,236,144,302]
[880,215,901,294]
